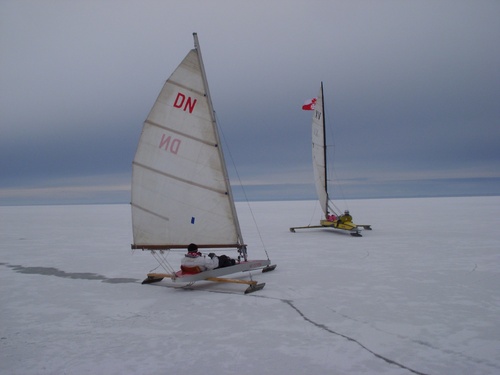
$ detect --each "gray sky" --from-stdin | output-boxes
[1,0,499,205]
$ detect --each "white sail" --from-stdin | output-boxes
[311,83,329,217]
[131,36,242,249]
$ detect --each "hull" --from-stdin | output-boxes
[320,219,358,231]
[142,259,275,293]
[172,259,271,282]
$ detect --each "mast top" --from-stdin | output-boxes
[193,32,199,49]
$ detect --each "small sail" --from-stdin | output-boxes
[311,84,328,217]
[131,39,242,249]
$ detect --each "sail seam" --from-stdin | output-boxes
[133,161,227,195]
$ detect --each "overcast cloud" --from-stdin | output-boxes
[1,1,499,205]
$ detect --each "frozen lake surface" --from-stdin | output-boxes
[1,196,499,374]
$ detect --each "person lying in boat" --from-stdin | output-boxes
[180,243,218,273]
[338,210,353,223]
[180,243,236,274]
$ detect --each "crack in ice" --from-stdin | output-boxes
[282,298,431,375]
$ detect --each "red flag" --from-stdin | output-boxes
[302,97,317,110]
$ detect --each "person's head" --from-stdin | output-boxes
[187,243,198,253]
[344,210,349,215]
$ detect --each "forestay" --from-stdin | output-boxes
[131,41,242,249]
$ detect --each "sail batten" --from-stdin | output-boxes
[144,119,217,147]
[133,162,228,195]
[168,80,205,96]
[130,202,170,222]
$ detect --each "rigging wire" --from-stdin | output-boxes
[307,199,319,226]
[150,250,176,274]
[214,111,271,262]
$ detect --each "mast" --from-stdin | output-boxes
[192,33,245,249]
[320,82,329,212]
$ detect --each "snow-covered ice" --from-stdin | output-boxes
[1,196,499,374]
